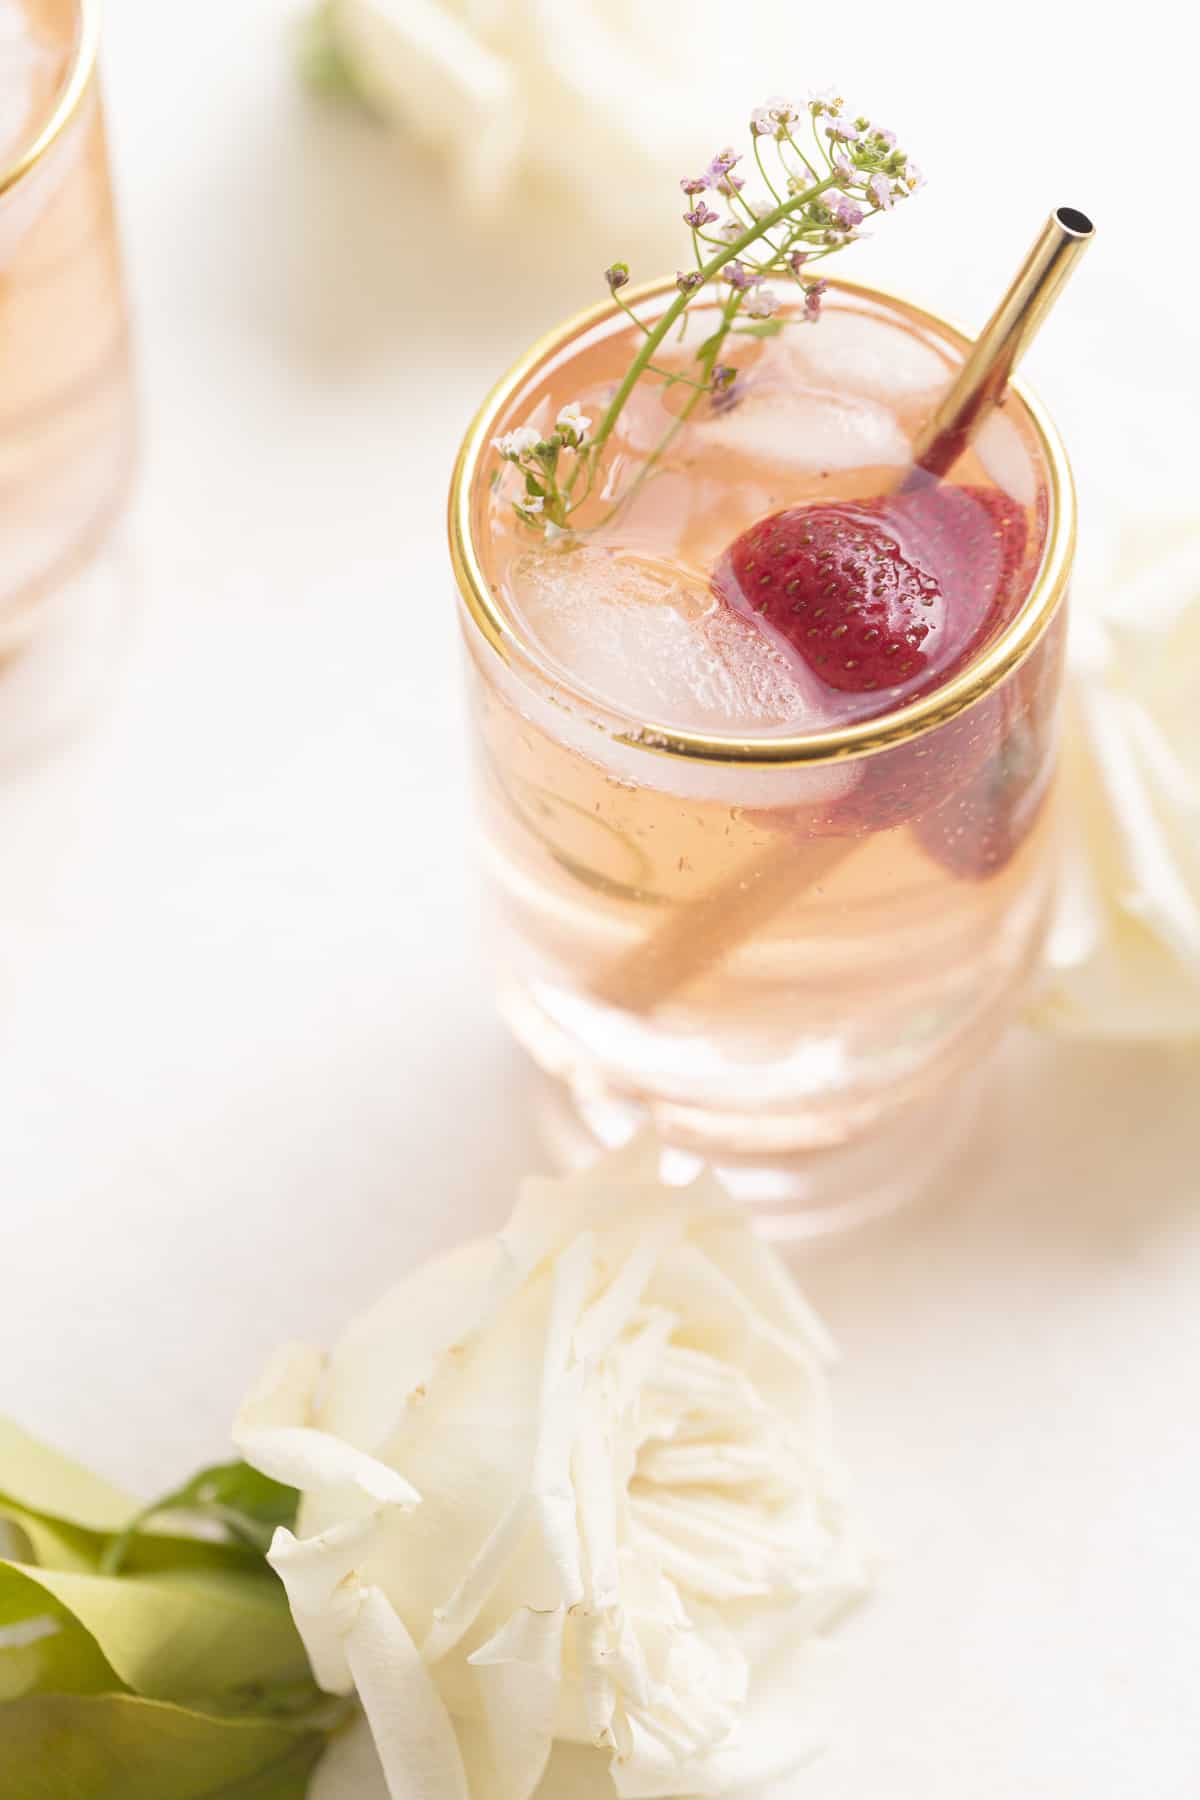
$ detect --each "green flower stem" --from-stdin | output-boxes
[593,287,744,528]
[580,171,839,476]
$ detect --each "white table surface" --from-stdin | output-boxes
[3,3,1198,1795]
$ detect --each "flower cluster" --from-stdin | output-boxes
[493,404,593,528]
[495,88,920,533]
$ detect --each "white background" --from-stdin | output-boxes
[3,2,1198,1795]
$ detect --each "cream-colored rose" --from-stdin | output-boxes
[235,1140,865,1800]
[1035,516,1200,1040]
[311,0,709,230]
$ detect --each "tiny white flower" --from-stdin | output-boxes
[492,425,540,460]
[519,494,545,514]
[556,401,591,443]
[745,286,780,318]
[719,219,744,242]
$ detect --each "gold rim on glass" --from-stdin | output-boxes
[0,0,100,201]
[449,275,1076,769]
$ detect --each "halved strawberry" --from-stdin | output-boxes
[716,479,1036,839]
[714,479,1029,717]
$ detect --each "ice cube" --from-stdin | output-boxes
[511,546,824,734]
[698,379,911,474]
[507,546,861,811]
[975,409,1038,506]
[788,306,954,402]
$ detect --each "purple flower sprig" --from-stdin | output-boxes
[496,90,920,532]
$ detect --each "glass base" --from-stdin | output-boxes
[532,1061,982,1243]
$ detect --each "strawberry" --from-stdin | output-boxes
[716,479,1036,840]
[713,479,1029,716]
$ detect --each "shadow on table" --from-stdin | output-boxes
[800,1024,1199,1327]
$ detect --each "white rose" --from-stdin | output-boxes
[309,0,712,231]
[235,1140,865,1800]
[1035,515,1200,1040]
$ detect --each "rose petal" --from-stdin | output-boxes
[343,1584,471,1800]
[234,1342,420,1504]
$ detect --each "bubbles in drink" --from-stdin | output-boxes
[511,545,829,734]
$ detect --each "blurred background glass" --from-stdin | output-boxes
[0,0,134,657]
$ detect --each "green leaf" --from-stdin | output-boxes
[0,1564,119,1702]
[297,1,368,105]
[735,319,786,338]
[101,1462,299,1575]
[0,1496,274,1583]
[0,1419,135,1535]
[0,1693,324,1799]
[3,1561,312,1711]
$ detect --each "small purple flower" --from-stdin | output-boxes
[868,172,894,211]
[768,95,798,124]
[713,170,745,196]
[710,364,741,412]
[788,249,808,274]
[675,269,704,294]
[750,107,776,137]
[683,203,719,229]
[905,162,926,190]
[832,151,855,183]
[825,117,860,142]
[605,262,631,292]
[804,278,829,320]
[826,190,865,228]
[722,260,762,291]
[706,148,742,181]
[679,176,709,195]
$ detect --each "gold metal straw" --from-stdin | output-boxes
[908,206,1095,481]
[594,207,1095,1017]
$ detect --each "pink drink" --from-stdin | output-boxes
[452,282,1071,1230]
[0,0,134,651]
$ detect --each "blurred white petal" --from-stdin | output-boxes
[1036,518,1200,1040]
[320,0,705,232]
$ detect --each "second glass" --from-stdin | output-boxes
[0,0,135,654]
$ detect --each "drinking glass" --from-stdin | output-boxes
[449,279,1074,1234]
[0,0,135,656]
